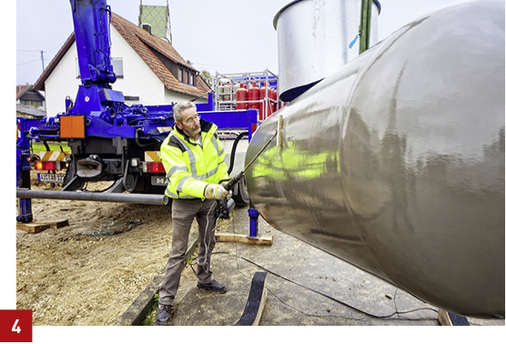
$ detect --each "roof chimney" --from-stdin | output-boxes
[141,23,152,34]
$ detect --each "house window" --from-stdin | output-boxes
[111,58,124,78]
[20,99,43,107]
[177,66,196,86]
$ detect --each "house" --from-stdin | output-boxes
[33,12,211,117]
[16,84,46,118]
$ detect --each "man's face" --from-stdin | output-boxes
[176,107,201,139]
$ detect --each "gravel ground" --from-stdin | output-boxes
[16,173,173,325]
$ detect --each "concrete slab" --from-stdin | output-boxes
[163,206,503,326]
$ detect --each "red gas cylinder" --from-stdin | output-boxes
[236,83,248,110]
[248,82,260,114]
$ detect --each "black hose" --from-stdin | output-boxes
[227,131,248,175]
[135,128,152,148]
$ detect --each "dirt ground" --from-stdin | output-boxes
[16,172,175,326]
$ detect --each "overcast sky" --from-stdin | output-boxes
[15,0,488,86]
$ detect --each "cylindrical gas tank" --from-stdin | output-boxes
[218,83,224,101]
[236,83,248,110]
[248,82,260,112]
[223,82,232,101]
[273,0,381,102]
[246,1,505,317]
[272,89,278,111]
[233,82,240,98]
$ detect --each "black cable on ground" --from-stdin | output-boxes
[236,255,438,320]
[189,215,437,322]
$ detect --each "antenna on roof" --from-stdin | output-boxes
[166,0,172,44]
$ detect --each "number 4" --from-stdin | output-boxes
[12,318,21,334]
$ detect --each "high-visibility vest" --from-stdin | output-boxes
[160,120,228,199]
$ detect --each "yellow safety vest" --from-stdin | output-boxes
[160,120,228,199]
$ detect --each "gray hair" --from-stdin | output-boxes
[173,101,196,122]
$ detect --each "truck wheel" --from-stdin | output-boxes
[232,175,249,206]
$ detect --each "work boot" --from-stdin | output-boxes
[155,304,172,326]
[197,280,227,293]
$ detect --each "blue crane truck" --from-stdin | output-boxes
[16,0,257,223]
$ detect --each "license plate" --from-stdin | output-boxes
[151,175,168,186]
[38,173,65,183]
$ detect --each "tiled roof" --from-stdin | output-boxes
[16,104,46,118]
[16,84,31,99]
[16,84,45,101]
[34,12,210,99]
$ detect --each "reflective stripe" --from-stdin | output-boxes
[40,151,66,161]
[172,135,198,176]
[177,175,192,193]
[171,133,221,181]
[165,188,179,198]
[211,135,224,156]
[166,165,188,178]
[165,188,195,199]
[200,166,219,180]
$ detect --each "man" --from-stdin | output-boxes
[155,101,230,326]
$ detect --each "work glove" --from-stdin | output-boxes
[204,183,229,200]
[219,179,234,199]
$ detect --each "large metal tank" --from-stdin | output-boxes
[246,1,505,317]
[273,0,381,102]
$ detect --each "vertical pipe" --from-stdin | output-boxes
[359,0,372,54]
[16,118,33,223]
[248,207,259,238]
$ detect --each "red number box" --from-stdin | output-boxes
[0,310,32,342]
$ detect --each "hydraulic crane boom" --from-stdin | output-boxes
[71,0,116,85]
[69,0,125,116]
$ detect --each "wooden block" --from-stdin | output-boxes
[17,223,50,233]
[16,219,69,233]
[39,219,69,229]
[215,233,273,246]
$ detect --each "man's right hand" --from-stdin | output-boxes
[204,184,229,200]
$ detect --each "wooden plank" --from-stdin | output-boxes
[39,219,69,229]
[16,219,69,233]
[39,220,69,228]
[215,233,273,246]
[17,223,50,233]
[438,309,469,326]
[235,272,268,326]
[438,310,452,326]
[253,285,268,325]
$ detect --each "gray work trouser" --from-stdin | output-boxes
[159,198,217,306]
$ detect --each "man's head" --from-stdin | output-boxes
[173,101,201,140]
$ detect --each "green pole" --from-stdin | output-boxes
[359,0,373,54]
